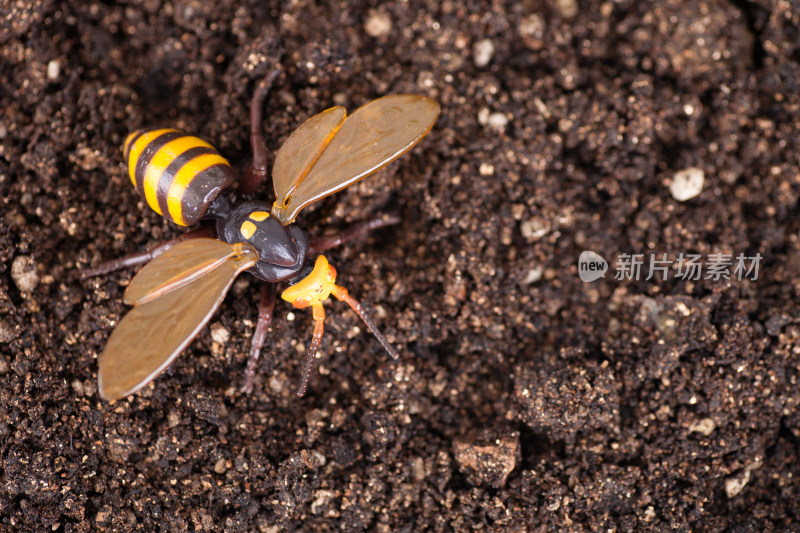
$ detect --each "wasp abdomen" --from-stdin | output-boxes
[123,129,236,226]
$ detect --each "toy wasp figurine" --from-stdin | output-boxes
[83,71,439,400]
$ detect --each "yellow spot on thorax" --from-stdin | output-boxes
[249,211,270,221]
[240,220,257,239]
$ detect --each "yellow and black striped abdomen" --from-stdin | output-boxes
[123,129,236,226]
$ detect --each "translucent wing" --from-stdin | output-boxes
[271,106,346,206]
[98,239,259,400]
[124,238,253,305]
[271,95,440,224]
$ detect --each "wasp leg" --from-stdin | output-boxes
[308,213,402,255]
[79,225,216,279]
[237,68,281,198]
[241,283,277,394]
[332,286,399,360]
[296,304,326,397]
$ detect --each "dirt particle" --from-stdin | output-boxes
[46,59,60,80]
[70,379,85,396]
[411,456,426,482]
[487,112,508,130]
[190,509,214,530]
[364,10,392,38]
[210,322,230,344]
[520,217,550,241]
[167,409,181,428]
[725,459,763,498]
[725,470,750,498]
[670,167,705,201]
[765,314,792,336]
[311,489,335,515]
[453,430,519,488]
[71,145,101,171]
[513,361,620,438]
[11,255,39,294]
[555,0,579,18]
[0,320,18,344]
[523,266,543,285]
[107,435,138,463]
[95,506,112,527]
[519,13,546,50]
[688,417,716,436]
[473,38,494,67]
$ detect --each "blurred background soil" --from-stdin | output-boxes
[2,0,800,531]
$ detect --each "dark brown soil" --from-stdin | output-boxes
[3,1,800,531]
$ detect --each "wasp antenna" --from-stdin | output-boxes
[251,68,281,137]
[297,304,326,397]
[239,67,283,199]
[333,287,400,360]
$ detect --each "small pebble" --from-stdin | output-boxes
[688,417,716,436]
[0,320,17,343]
[210,323,230,344]
[519,13,546,51]
[47,59,60,80]
[473,39,494,67]
[669,167,704,201]
[11,255,39,293]
[487,112,508,130]
[523,266,543,285]
[364,10,392,38]
[411,456,426,482]
[311,489,334,515]
[71,379,86,396]
[555,0,578,18]
[520,217,550,241]
[725,459,762,498]
[453,431,519,488]
[725,469,750,498]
